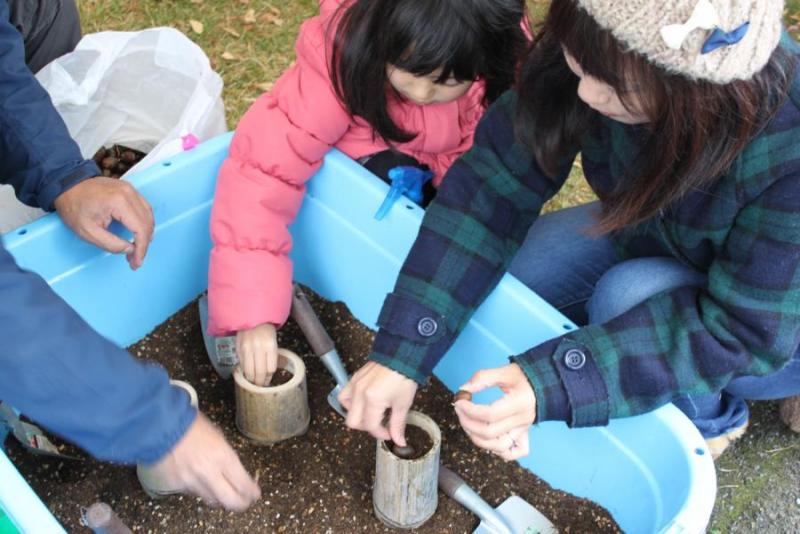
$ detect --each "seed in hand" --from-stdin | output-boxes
[453,390,472,404]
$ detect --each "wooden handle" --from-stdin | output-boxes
[437,465,465,498]
[290,284,335,357]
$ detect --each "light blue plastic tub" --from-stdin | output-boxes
[1,133,716,533]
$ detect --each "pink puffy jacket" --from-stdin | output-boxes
[208,0,486,335]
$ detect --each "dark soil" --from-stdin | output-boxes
[91,145,147,179]
[387,424,433,460]
[7,289,621,533]
[268,368,294,387]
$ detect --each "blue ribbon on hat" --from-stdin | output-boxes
[701,21,750,54]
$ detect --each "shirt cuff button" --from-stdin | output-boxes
[564,349,586,370]
[417,317,438,337]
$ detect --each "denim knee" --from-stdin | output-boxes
[587,257,706,324]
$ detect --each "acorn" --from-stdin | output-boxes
[453,390,472,404]
[120,150,138,164]
[92,147,107,165]
[390,442,416,459]
[101,156,119,170]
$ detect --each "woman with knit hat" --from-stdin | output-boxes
[338,0,800,460]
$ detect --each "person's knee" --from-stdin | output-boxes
[587,257,705,323]
[10,0,82,73]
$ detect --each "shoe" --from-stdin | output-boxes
[705,421,748,460]
[137,380,198,498]
[779,395,800,433]
[198,294,238,379]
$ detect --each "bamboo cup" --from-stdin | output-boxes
[137,380,198,498]
[233,348,310,444]
[373,410,441,529]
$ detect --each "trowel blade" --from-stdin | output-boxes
[327,385,347,418]
[473,495,557,534]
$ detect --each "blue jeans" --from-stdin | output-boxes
[508,202,800,438]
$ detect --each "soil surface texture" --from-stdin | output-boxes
[267,368,294,387]
[8,290,621,533]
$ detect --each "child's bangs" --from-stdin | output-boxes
[384,3,483,83]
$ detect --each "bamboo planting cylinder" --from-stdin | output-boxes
[81,502,133,534]
[233,348,310,444]
[373,410,441,529]
[137,380,198,498]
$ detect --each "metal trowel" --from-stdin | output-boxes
[290,284,349,417]
[439,465,557,534]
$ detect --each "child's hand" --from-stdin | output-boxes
[236,323,278,386]
[453,363,537,461]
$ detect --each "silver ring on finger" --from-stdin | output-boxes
[507,432,518,451]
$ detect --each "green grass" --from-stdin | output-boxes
[78,0,318,123]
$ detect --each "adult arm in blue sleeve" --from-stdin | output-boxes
[0,244,195,464]
[0,0,98,210]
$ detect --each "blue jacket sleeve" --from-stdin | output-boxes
[0,0,98,210]
[0,245,196,464]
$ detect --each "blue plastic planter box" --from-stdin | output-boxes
[1,133,716,533]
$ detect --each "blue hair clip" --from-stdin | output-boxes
[701,21,750,54]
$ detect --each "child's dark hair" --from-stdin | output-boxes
[330,0,528,143]
[517,0,795,234]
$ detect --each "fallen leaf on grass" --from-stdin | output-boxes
[243,9,257,24]
[221,51,238,61]
[222,26,241,37]
[261,13,284,26]
[189,20,204,34]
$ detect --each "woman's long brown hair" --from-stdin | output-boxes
[517,0,794,234]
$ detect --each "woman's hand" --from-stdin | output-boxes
[236,323,278,386]
[453,363,537,461]
[338,361,418,445]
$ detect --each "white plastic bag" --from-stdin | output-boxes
[1,27,226,233]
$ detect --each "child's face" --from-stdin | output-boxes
[386,65,473,106]
[562,49,648,125]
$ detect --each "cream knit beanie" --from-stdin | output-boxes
[576,0,784,83]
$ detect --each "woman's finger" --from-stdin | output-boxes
[454,393,522,424]
[495,428,530,461]
[363,402,391,441]
[466,430,515,455]
[344,384,366,431]
[459,366,516,394]
[456,409,532,441]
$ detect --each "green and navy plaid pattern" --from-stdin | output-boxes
[369,56,800,427]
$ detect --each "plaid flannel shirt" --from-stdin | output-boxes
[368,46,800,428]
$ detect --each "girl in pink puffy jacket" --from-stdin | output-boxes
[207,0,529,386]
